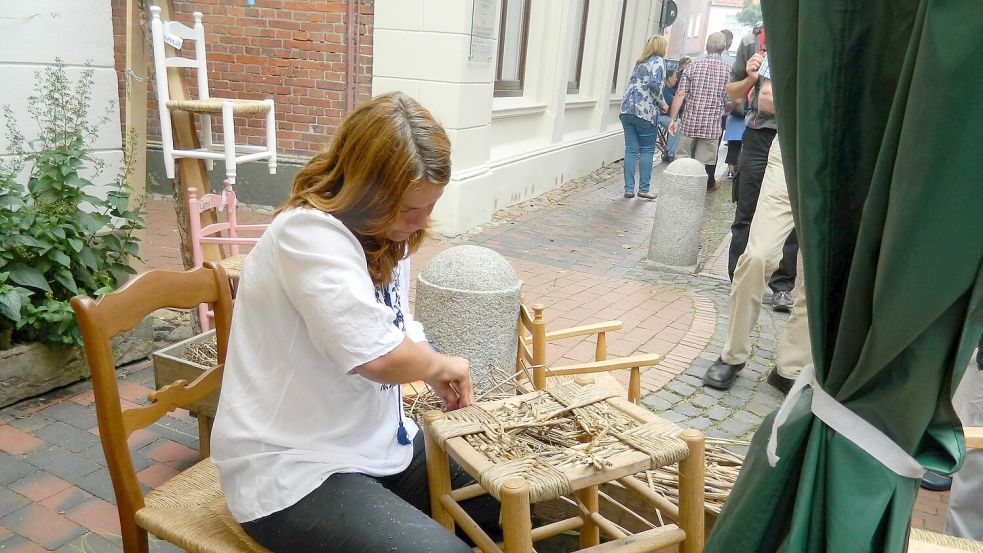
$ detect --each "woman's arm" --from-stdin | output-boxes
[356,339,473,409]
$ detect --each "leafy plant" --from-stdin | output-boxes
[0,60,144,348]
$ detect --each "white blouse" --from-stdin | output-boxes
[210,207,427,523]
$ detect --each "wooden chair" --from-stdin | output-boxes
[149,5,276,185]
[70,263,269,553]
[424,378,705,553]
[516,303,664,404]
[188,181,267,330]
[907,426,983,552]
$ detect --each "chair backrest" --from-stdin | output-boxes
[149,5,209,107]
[516,303,548,389]
[188,182,263,268]
[69,263,233,536]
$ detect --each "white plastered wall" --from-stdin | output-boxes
[0,0,123,200]
[373,0,663,236]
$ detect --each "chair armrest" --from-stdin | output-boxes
[546,354,662,376]
[538,321,624,343]
[966,426,983,449]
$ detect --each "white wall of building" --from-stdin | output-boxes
[373,0,663,235]
[706,5,750,54]
[0,0,123,198]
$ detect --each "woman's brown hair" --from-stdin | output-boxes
[277,91,450,286]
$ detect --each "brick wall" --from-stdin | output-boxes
[111,0,374,160]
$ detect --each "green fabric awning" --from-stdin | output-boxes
[703,0,983,551]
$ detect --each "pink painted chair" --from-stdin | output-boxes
[188,181,267,329]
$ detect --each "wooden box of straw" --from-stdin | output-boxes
[151,330,220,417]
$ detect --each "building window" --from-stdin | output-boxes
[567,0,590,94]
[611,0,628,93]
[495,0,531,97]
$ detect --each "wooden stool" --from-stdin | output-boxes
[424,380,705,553]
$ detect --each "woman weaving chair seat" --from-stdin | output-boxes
[209,92,500,552]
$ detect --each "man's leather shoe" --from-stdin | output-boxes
[703,358,745,390]
[919,470,952,491]
[767,369,794,395]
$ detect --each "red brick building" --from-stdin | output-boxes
[110,0,375,160]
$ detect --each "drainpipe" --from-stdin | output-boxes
[345,0,360,113]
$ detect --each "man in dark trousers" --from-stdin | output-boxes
[726,26,798,313]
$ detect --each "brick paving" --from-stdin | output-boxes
[0,161,952,550]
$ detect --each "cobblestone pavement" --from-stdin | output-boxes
[0,157,948,550]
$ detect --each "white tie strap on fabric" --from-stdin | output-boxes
[767,363,925,479]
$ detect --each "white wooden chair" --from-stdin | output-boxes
[149,5,276,185]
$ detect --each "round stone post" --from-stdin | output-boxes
[645,158,708,274]
[415,245,521,395]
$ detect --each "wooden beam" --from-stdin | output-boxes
[123,0,148,272]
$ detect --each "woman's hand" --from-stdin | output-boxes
[426,354,474,410]
[668,120,679,135]
[355,340,474,410]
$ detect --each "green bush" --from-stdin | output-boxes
[0,60,144,347]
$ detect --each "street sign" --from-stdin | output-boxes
[661,0,678,28]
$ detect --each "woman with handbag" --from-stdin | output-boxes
[619,35,670,199]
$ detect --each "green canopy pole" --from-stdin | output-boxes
[703,0,983,551]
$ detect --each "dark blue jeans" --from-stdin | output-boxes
[241,433,500,552]
[620,113,659,194]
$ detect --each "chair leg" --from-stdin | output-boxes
[265,99,277,175]
[222,101,236,185]
[198,304,211,332]
[423,410,454,531]
[160,110,176,179]
[120,515,150,553]
[678,429,706,553]
[578,485,600,548]
[202,114,214,171]
[197,414,212,459]
[501,478,532,553]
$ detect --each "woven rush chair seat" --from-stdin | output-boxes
[136,459,269,553]
[429,382,689,504]
[166,98,272,116]
[909,528,983,553]
[218,253,247,280]
[425,379,705,553]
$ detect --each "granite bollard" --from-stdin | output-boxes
[415,245,521,394]
[645,158,708,274]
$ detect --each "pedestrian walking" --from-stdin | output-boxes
[717,30,744,188]
[726,27,799,312]
[619,35,670,200]
[667,32,732,192]
[703,61,812,393]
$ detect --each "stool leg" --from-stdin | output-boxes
[578,485,600,548]
[678,428,706,553]
[423,410,454,532]
[501,478,532,553]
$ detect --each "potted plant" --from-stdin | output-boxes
[0,60,146,405]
